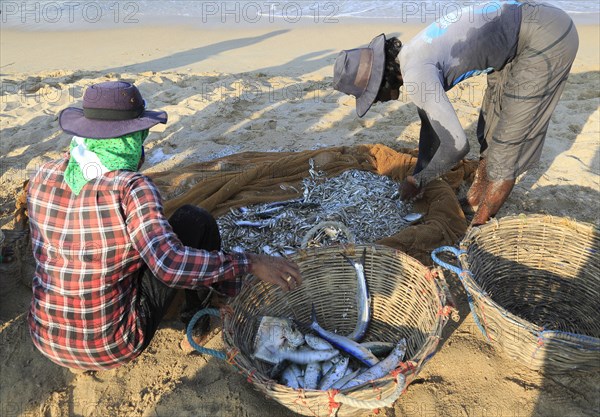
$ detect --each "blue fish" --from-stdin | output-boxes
[341,339,407,390]
[309,304,379,367]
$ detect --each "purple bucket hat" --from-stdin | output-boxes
[333,34,386,118]
[59,81,168,139]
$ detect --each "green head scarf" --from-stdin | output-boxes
[64,129,149,195]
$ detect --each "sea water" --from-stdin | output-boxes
[1,1,598,29]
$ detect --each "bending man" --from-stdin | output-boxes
[333,1,578,225]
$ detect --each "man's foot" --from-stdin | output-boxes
[179,316,214,354]
[466,158,488,208]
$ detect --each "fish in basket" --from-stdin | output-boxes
[433,214,600,373]
[251,312,408,392]
[189,244,457,417]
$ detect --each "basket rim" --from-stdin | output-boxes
[461,214,597,245]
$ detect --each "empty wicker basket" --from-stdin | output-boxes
[215,244,455,417]
[433,215,600,373]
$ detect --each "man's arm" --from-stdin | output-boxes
[123,175,251,294]
[404,66,470,189]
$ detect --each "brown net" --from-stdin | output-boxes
[149,144,476,265]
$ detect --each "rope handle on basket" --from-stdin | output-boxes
[537,329,600,350]
[428,270,460,322]
[186,308,227,360]
[431,246,466,277]
[328,373,406,415]
[431,246,491,342]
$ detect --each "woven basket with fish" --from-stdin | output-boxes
[188,244,456,417]
[433,214,600,373]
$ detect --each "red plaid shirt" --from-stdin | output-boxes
[27,157,251,370]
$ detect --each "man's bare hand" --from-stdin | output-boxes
[470,179,515,227]
[247,253,302,292]
[400,175,421,201]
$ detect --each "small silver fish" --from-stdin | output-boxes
[342,248,370,341]
[330,368,362,390]
[281,365,300,389]
[303,362,321,390]
[217,169,415,259]
[321,359,335,376]
[318,356,350,390]
[291,363,303,375]
[361,341,395,357]
[261,198,305,211]
[234,220,272,228]
[403,212,423,224]
[341,339,407,390]
[255,206,285,218]
[305,334,334,351]
[276,347,340,365]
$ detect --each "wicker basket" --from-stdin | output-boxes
[433,215,600,373]
[207,244,456,417]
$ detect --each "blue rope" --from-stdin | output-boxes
[538,330,600,351]
[186,308,227,360]
[431,246,490,342]
[431,246,465,277]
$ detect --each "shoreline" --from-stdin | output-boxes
[1,20,598,76]
[0,21,422,76]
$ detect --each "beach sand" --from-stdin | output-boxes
[1,17,599,417]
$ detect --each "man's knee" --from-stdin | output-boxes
[169,204,221,250]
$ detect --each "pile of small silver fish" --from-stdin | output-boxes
[217,162,416,255]
[252,249,407,391]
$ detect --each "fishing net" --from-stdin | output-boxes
[150,144,477,265]
[13,144,475,265]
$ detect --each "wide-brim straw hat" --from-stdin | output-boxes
[59,81,167,139]
[333,33,386,118]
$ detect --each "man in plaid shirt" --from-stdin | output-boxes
[27,81,302,370]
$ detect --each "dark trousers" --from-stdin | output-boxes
[138,204,221,348]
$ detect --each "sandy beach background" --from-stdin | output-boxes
[1,8,599,417]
